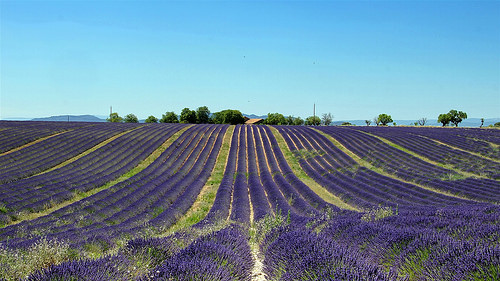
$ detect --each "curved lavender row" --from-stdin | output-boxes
[300,126,473,206]
[317,126,500,203]
[253,126,320,217]
[146,125,227,229]
[318,126,455,181]
[0,123,131,169]
[246,126,272,221]
[43,125,223,245]
[0,123,140,184]
[0,125,211,245]
[0,124,184,214]
[230,125,251,224]
[0,121,90,153]
[277,126,375,209]
[277,126,471,209]
[354,126,500,179]
[383,126,500,160]
[197,126,239,226]
[251,129,304,222]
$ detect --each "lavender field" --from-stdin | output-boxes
[0,121,498,280]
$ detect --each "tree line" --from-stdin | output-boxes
[108,107,491,128]
[107,107,245,125]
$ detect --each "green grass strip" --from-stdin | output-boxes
[163,125,234,235]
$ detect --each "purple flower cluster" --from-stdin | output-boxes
[261,224,397,280]
[26,255,131,281]
[262,204,499,280]
[144,225,253,281]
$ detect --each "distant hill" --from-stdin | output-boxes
[243,113,267,119]
[31,115,105,122]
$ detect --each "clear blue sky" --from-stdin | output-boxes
[1,0,499,120]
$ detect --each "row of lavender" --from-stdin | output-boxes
[316,126,500,203]
[0,122,142,184]
[353,126,500,179]
[276,126,472,210]
[376,126,500,160]
[24,204,499,280]
[0,124,186,225]
[0,124,227,250]
[0,121,90,153]
[199,125,334,228]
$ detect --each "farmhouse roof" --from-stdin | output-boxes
[245,118,264,125]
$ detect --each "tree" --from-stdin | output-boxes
[107,112,123,123]
[341,122,353,126]
[145,115,158,123]
[160,111,179,123]
[480,118,484,128]
[265,113,286,125]
[305,116,321,126]
[321,113,333,126]
[438,113,451,127]
[377,114,393,126]
[365,120,371,126]
[196,106,210,124]
[124,113,138,123]
[373,116,381,126]
[180,108,197,124]
[448,109,467,127]
[418,117,427,126]
[286,115,295,125]
[294,117,304,126]
[211,109,245,125]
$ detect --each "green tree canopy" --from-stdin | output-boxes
[377,114,393,126]
[365,120,371,126]
[196,106,211,124]
[438,113,451,127]
[124,113,139,123]
[305,116,321,126]
[106,112,123,123]
[180,108,197,124]
[448,109,467,127]
[265,113,287,125]
[212,109,245,125]
[145,115,158,123]
[293,117,304,126]
[160,111,179,123]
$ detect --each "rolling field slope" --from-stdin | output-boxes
[0,122,498,280]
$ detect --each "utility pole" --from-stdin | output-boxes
[110,106,112,116]
[313,103,316,126]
